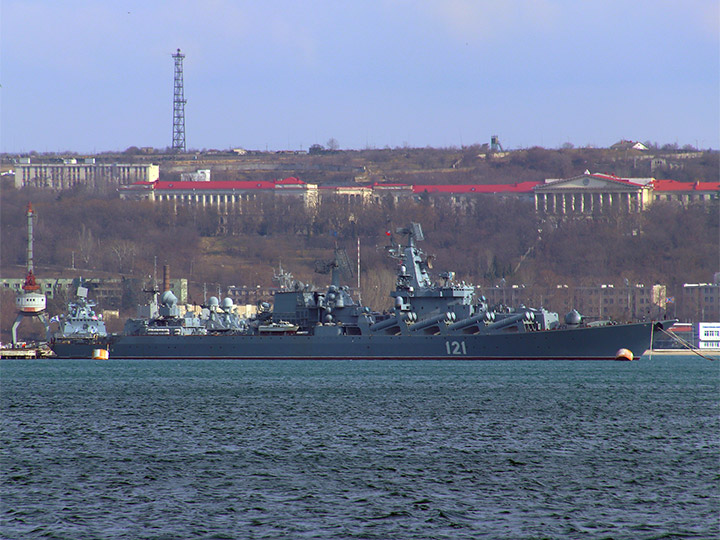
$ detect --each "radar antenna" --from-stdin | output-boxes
[395,222,424,244]
[314,248,353,287]
[273,262,295,290]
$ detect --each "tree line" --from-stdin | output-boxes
[1,183,717,343]
[1,184,716,297]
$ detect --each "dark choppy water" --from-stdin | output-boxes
[2,357,718,540]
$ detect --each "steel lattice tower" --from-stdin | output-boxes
[172,48,187,152]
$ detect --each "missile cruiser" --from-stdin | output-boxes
[50,223,674,360]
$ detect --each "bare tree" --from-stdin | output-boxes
[111,240,137,273]
[77,224,95,267]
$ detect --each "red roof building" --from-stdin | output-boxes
[651,179,720,205]
[533,172,718,216]
[118,171,718,215]
[534,172,655,215]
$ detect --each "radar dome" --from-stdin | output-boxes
[565,309,582,325]
[221,297,234,309]
[208,296,219,307]
[161,291,178,306]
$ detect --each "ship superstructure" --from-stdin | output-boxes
[56,286,108,338]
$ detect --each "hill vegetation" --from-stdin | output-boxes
[2,184,715,294]
[1,145,717,342]
[11,144,719,186]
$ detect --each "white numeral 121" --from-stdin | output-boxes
[445,341,467,355]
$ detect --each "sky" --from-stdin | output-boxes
[1,0,718,153]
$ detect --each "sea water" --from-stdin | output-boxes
[1,357,718,539]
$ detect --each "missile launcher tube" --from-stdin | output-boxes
[408,312,455,333]
[446,311,495,332]
[476,312,531,333]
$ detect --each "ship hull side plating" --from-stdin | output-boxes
[50,320,667,360]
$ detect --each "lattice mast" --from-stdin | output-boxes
[172,48,187,152]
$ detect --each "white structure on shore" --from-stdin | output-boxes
[14,158,159,190]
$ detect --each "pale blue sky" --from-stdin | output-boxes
[1,0,718,153]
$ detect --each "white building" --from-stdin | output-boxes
[534,172,654,216]
[15,159,159,190]
[181,169,211,182]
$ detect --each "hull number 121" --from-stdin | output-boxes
[445,340,467,355]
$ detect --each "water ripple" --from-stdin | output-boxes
[1,357,718,539]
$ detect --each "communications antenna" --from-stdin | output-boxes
[314,248,353,288]
[172,48,187,152]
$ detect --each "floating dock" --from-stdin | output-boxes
[0,346,55,359]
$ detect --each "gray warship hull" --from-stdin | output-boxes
[50,320,671,360]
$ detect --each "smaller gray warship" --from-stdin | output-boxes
[54,285,108,340]
[50,223,675,360]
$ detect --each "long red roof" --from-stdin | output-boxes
[413,181,540,194]
[652,179,720,192]
[132,176,718,193]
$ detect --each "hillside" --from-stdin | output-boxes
[1,146,718,342]
[6,145,718,186]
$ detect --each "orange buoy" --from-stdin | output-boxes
[615,348,633,361]
[92,348,109,360]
